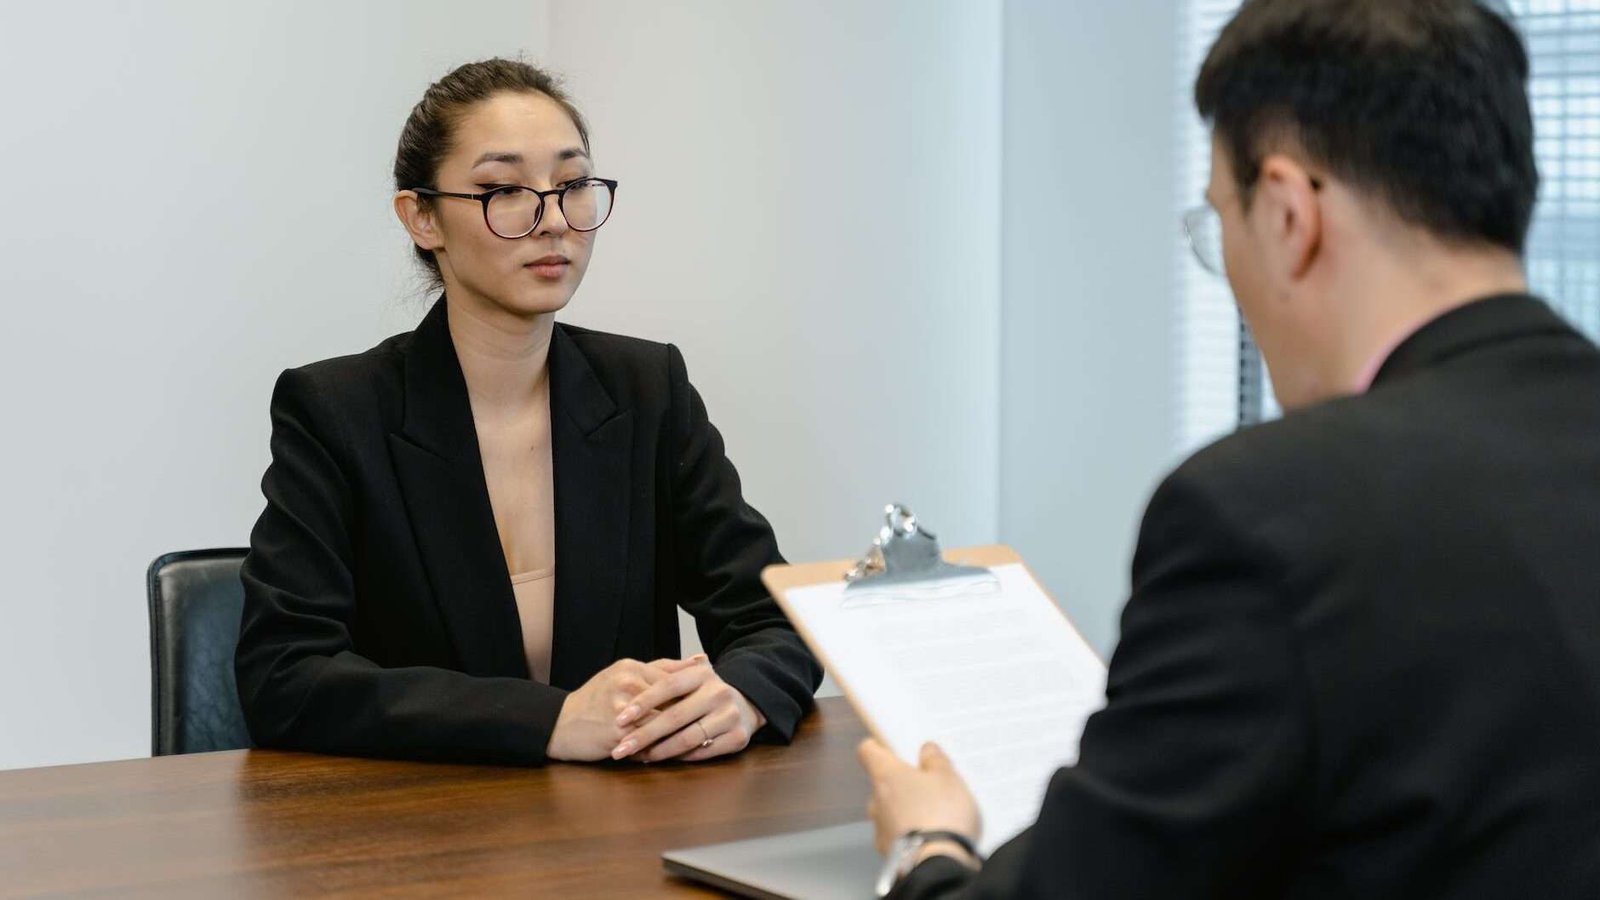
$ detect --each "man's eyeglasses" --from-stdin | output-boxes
[1183,204,1224,277]
[411,178,619,238]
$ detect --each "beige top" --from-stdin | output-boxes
[509,566,556,684]
[477,375,557,684]
[452,304,559,685]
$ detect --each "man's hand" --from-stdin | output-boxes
[858,739,981,858]
[610,658,767,763]
[546,657,702,762]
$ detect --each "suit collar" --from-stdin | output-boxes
[401,297,621,453]
[390,295,635,687]
[548,358,634,689]
[547,320,619,437]
[543,315,634,687]
[1372,294,1577,389]
[399,296,477,462]
[389,298,523,677]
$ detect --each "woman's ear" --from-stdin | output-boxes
[394,191,443,252]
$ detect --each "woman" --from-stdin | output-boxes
[235,59,821,766]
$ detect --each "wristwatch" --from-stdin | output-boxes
[874,829,983,897]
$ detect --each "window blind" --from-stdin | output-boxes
[1518,0,1600,341]
[1174,0,1250,453]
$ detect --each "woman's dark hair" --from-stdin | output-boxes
[394,58,591,287]
[1196,0,1537,255]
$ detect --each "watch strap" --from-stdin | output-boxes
[903,829,983,864]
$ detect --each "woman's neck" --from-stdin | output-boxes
[446,296,555,415]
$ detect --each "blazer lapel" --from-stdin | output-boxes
[548,325,635,690]
[387,298,528,679]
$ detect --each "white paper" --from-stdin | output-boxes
[785,563,1106,853]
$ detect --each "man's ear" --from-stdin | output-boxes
[1254,153,1322,281]
[394,191,444,252]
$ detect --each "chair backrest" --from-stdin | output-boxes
[147,549,253,755]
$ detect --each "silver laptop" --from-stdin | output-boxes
[662,821,881,899]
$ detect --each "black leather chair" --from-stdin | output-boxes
[147,549,253,755]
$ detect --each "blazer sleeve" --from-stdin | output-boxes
[234,368,570,766]
[663,343,823,742]
[892,468,1312,899]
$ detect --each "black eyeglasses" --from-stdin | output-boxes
[411,178,619,238]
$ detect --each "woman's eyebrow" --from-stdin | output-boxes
[470,149,588,168]
[471,151,523,167]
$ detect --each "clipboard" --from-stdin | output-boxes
[762,505,1107,855]
[663,506,1107,898]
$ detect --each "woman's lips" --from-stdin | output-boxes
[526,256,569,279]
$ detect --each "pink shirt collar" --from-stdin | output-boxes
[1353,329,1413,393]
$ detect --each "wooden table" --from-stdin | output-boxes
[0,697,870,898]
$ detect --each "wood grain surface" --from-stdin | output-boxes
[0,697,868,898]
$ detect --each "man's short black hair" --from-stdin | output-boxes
[1196,0,1538,255]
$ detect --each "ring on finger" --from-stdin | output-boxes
[696,720,715,749]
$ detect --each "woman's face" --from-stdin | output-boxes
[406,91,597,318]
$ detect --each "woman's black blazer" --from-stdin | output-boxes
[234,298,822,765]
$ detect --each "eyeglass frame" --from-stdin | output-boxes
[409,178,620,238]
[1182,205,1224,276]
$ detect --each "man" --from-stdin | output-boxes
[860,1,1600,897]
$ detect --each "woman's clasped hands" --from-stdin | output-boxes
[547,654,766,764]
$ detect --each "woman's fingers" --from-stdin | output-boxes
[644,703,742,763]
[610,677,716,759]
[614,660,712,727]
[675,735,739,763]
[648,653,707,674]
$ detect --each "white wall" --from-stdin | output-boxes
[0,0,1004,769]
[543,1,1003,567]
[1000,0,1180,654]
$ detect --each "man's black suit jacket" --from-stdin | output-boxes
[899,295,1600,899]
[234,298,822,765]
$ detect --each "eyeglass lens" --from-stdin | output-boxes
[486,181,615,237]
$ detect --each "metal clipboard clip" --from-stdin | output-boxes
[843,504,999,602]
